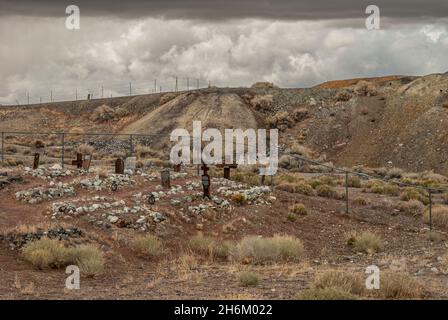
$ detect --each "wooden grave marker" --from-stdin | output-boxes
[201,163,211,198]
[115,158,124,174]
[71,153,83,169]
[82,154,92,170]
[161,169,171,189]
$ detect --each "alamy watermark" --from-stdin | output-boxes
[170,121,278,175]
[65,5,80,30]
[365,5,380,30]
[65,265,80,290]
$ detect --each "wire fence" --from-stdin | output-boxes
[1,130,446,231]
[1,77,211,106]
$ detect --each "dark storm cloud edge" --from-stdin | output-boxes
[0,0,447,19]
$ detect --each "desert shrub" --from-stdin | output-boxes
[239,272,259,287]
[231,193,247,205]
[6,158,24,167]
[427,231,443,242]
[233,172,259,186]
[335,91,352,102]
[22,238,68,269]
[346,176,362,188]
[400,188,429,205]
[275,182,296,193]
[290,203,308,216]
[91,104,115,122]
[250,94,274,111]
[188,235,216,257]
[345,231,384,254]
[67,245,104,277]
[77,143,94,155]
[5,145,17,153]
[287,213,297,222]
[353,197,368,206]
[387,167,404,179]
[22,239,104,275]
[233,235,304,264]
[289,143,312,157]
[397,200,424,216]
[251,82,276,89]
[313,270,364,295]
[309,176,336,188]
[355,80,377,96]
[213,242,233,260]
[423,205,448,228]
[296,287,358,300]
[368,182,400,196]
[131,235,163,258]
[135,145,162,159]
[266,111,294,129]
[443,193,448,205]
[316,184,337,198]
[295,182,314,196]
[378,272,422,299]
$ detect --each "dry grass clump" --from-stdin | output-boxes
[366,181,400,196]
[233,235,304,264]
[5,157,24,167]
[296,287,358,300]
[135,145,162,160]
[423,205,448,228]
[187,235,232,260]
[131,235,164,258]
[345,231,384,254]
[295,182,314,196]
[77,143,94,155]
[290,203,308,216]
[90,104,115,122]
[275,182,296,193]
[396,200,424,216]
[266,111,294,129]
[231,192,247,205]
[309,176,336,188]
[313,270,364,295]
[287,213,297,222]
[386,167,404,179]
[400,187,429,205]
[353,197,368,206]
[250,94,274,111]
[355,80,377,96]
[346,176,362,188]
[316,184,337,198]
[289,143,312,158]
[22,238,104,276]
[233,172,259,186]
[335,91,352,102]
[377,272,422,299]
[238,272,260,287]
[5,145,18,153]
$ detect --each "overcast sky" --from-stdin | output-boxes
[1,1,448,104]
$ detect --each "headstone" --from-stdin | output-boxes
[223,166,230,179]
[115,158,124,174]
[72,153,83,169]
[260,175,266,186]
[33,153,40,170]
[161,169,171,189]
[147,194,156,205]
[82,154,92,170]
[201,164,211,198]
[125,157,136,171]
[173,163,181,172]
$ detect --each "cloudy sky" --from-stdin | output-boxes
[0,0,448,104]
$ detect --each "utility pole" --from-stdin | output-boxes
[39,97,42,105]
[129,82,132,96]
[160,86,162,93]
[27,91,29,105]
[208,80,211,88]
[187,77,190,90]
[75,88,77,101]
[101,86,104,98]
[197,79,199,89]
[154,79,157,93]
[175,77,178,92]
[51,90,53,102]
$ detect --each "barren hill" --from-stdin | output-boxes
[1,73,448,174]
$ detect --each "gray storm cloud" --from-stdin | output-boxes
[0,0,447,19]
[0,1,448,104]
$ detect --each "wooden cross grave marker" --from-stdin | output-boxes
[71,153,83,169]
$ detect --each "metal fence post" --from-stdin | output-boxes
[2,131,5,164]
[429,189,433,231]
[129,134,134,157]
[1,132,4,164]
[345,172,349,214]
[61,132,65,168]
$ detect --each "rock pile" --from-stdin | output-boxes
[15,184,75,204]
[0,227,83,249]
[78,174,135,191]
